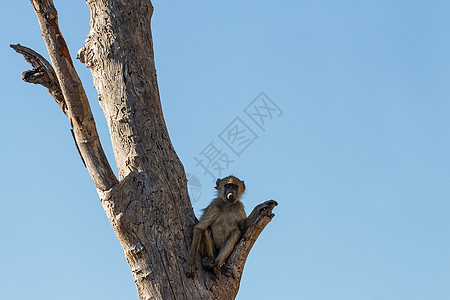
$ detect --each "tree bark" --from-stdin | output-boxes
[12,1,277,299]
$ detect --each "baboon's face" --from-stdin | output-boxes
[216,176,245,204]
[223,183,240,203]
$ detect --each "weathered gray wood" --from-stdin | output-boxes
[10,44,66,113]
[13,1,278,299]
[28,0,118,191]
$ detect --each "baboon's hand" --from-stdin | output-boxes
[201,257,215,269]
[201,257,222,280]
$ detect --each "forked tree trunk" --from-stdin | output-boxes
[12,1,277,299]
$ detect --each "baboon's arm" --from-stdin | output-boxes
[187,204,219,277]
[214,228,241,267]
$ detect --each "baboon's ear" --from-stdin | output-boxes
[215,178,221,189]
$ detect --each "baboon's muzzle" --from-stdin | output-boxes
[225,190,237,202]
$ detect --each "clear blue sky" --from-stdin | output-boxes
[2,1,450,299]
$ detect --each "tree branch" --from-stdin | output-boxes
[10,44,67,114]
[217,200,278,299]
[236,199,278,266]
[13,1,277,298]
[13,0,118,191]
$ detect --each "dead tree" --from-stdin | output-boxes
[11,1,277,299]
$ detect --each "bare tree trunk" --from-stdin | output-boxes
[12,1,277,299]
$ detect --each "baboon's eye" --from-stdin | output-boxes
[225,184,238,189]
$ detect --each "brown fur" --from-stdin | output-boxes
[187,176,246,278]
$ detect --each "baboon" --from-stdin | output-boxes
[187,175,246,278]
